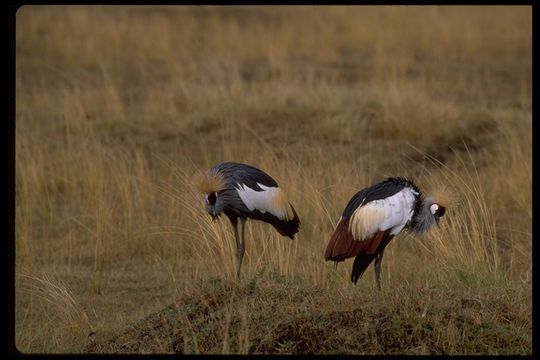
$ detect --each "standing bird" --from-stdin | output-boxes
[324,177,446,289]
[195,162,300,278]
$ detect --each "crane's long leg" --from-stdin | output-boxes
[374,249,385,291]
[231,217,247,279]
[236,218,246,278]
[229,217,241,279]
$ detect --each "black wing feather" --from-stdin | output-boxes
[212,162,278,191]
[342,177,420,219]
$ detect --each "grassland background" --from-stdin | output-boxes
[15,5,531,354]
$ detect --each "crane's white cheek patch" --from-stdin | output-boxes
[236,183,292,220]
[430,204,439,215]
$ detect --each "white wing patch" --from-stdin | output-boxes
[349,188,416,241]
[236,183,291,220]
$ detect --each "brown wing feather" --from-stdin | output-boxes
[365,230,386,254]
[325,218,384,262]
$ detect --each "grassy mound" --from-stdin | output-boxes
[86,274,530,354]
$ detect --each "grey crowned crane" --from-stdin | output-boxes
[195,162,300,278]
[324,177,447,290]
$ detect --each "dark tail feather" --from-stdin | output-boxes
[351,231,394,285]
[351,252,377,284]
[271,205,300,239]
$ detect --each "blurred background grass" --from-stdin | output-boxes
[15,5,531,354]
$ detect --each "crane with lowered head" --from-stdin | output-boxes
[325,177,447,290]
[195,162,300,278]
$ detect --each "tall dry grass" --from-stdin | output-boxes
[15,5,531,353]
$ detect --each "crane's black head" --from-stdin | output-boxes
[204,191,223,219]
[194,169,228,219]
[412,197,446,233]
[430,203,446,225]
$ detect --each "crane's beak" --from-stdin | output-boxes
[210,209,222,221]
[437,206,446,217]
[434,206,446,226]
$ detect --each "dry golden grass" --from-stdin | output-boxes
[15,5,531,354]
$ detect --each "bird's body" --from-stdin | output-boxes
[325,177,446,289]
[195,162,300,277]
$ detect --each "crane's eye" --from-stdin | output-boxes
[207,192,217,205]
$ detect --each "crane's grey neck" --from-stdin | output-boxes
[411,197,437,233]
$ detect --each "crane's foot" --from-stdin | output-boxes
[235,239,245,279]
[374,251,384,291]
[375,275,382,291]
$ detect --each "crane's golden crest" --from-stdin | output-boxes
[193,170,226,194]
[271,188,295,221]
[427,184,459,209]
[195,162,300,279]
